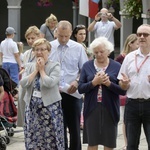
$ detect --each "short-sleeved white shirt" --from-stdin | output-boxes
[117,49,150,99]
[94,20,115,45]
[0,38,19,63]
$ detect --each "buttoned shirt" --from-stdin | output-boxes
[117,49,150,99]
[49,39,88,86]
[94,21,115,45]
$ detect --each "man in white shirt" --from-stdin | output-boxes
[49,20,88,150]
[117,24,150,149]
[0,27,21,85]
[88,8,122,59]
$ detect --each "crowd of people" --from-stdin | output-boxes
[0,7,150,150]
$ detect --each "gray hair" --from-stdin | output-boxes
[90,37,114,53]
[57,20,72,31]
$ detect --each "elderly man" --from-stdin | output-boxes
[118,24,150,150]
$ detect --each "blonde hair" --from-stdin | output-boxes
[25,26,41,39]
[17,42,24,54]
[122,34,137,55]
[45,14,58,26]
[32,38,51,52]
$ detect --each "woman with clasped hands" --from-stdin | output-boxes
[20,38,64,150]
[78,37,126,150]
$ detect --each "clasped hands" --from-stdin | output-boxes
[36,57,45,72]
[92,71,111,87]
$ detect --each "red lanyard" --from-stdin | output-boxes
[135,54,149,73]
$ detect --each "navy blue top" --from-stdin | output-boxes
[78,59,126,125]
[0,75,4,86]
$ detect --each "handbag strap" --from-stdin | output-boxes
[47,26,54,39]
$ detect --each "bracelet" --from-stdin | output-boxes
[94,20,98,22]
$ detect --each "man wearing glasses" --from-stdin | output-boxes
[117,24,150,150]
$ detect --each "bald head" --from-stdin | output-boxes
[100,8,108,13]
[57,20,72,31]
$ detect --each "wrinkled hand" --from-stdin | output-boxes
[120,73,130,85]
[67,81,78,94]
[92,71,111,87]
[101,73,111,87]
[36,57,45,71]
[119,73,130,90]
[107,13,113,19]
[92,71,104,86]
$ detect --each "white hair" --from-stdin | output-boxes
[90,37,114,53]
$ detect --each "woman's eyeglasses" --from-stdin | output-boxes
[136,33,150,38]
[33,48,47,52]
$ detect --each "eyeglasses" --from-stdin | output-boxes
[33,48,48,52]
[136,33,150,38]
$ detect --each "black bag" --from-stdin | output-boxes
[0,68,17,94]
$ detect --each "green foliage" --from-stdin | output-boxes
[105,0,120,10]
[122,0,142,19]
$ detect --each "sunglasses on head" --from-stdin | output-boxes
[76,25,86,28]
[136,33,150,38]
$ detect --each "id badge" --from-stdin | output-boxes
[33,90,42,98]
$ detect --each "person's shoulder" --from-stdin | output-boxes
[24,62,35,68]
[110,58,121,67]
[69,39,83,48]
[126,49,138,58]
[40,23,46,28]
[83,59,93,66]
[46,61,60,71]
[50,39,59,49]
[48,60,59,66]
[50,39,57,44]
[24,49,32,55]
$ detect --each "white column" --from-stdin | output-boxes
[72,2,78,29]
[119,0,133,52]
[7,0,22,41]
[119,12,133,51]
[141,0,150,24]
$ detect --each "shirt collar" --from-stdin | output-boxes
[136,48,150,57]
[56,39,70,49]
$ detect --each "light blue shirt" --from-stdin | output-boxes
[94,20,115,45]
[49,39,88,85]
